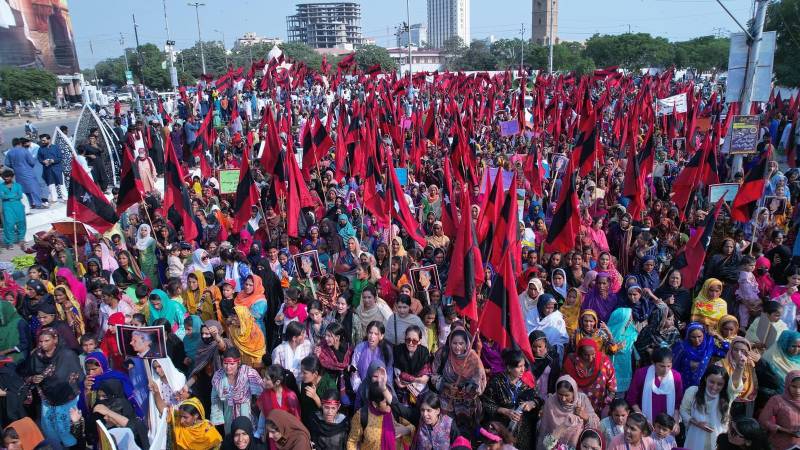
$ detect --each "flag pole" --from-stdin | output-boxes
[72,213,79,274]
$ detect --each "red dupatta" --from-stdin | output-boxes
[563,337,606,389]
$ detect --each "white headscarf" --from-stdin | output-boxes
[135,224,155,251]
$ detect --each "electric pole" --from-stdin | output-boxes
[731,0,768,178]
[520,23,525,71]
[163,0,178,89]
[188,2,207,74]
[132,14,144,85]
[548,0,555,74]
[406,0,412,90]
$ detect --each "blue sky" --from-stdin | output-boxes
[69,0,755,68]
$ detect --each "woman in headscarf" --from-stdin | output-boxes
[393,324,431,405]
[563,338,617,414]
[536,375,600,450]
[147,289,187,335]
[210,347,263,433]
[52,284,84,341]
[634,303,680,366]
[2,417,45,450]
[134,223,158,288]
[607,307,638,395]
[758,369,800,450]
[757,330,800,399]
[480,349,542,450]
[186,320,231,416]
[713,315,741,360]
[112,250,144,300]
[705,238,742,302]
[335,236,362,280]
[80,378,150,450]
[561,287,583,339]
[528,331,562,398]
[168,397,222,450]
[691,278,729,329]
[654,269,692,325]
[742,207,770,242]
[581,273,619,323]
[227,305,266,368]
[336,213,356,241]
[534,294,569,358]
[0,299,27,364]
[221,416,265,450]
[36,302,79,352]
[21,279,54,336]
[431,326,487,428]
[266,409,312,450]
[672,322,717,388]
[745,301,788,354]
[234,274,268,338]
[182,272,206,318]
[84,257,110,283]
[150,357,187,409]
[23,328,83,447]
[572,309,618,354]
[624,285,651,331]
[81,350,141,414]
[547,268,569,305]
[717,337,758,418]
[55,267,87,308]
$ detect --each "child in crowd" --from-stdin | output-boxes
[99,312,126,369]
[79,334,98,374]
[651,413,677,450]
[735,256,761,328]
[167,244,184,279]
[600,398,630,444]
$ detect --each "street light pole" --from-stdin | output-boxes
[730,0,768,178]
[163,0,178,89]
[406,0,412,85]
[188,2,207,74]
[548,0,555,74]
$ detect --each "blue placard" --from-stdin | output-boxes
[395,168,409,186]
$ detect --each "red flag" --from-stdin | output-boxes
[670,140,706,219]
[285,148,317,237]
[477,168,505,259]
[445,189,484,322]
[423,100,439,145]
[440,159,460,238]
[570,106,603,177]
[115,145,144,216]
[386,157,427,247]
[67,159,118,233]
[232,147,260,232]
[731,151,770,222]
[363,152,389,225]
[673,197,725,288]
[544,163,580,253]
[489,174,521,272]
[524,141,545,198]
[478,251,534,363]
[164,137,199,241]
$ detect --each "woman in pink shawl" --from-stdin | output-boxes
[536,375,600,450]
[95,240,119,272]
[755,256,776,298]
[56,267,86,307]
[579,270,598,295]
[596,252,623,293]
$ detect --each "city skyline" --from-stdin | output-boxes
[69,0,752,69]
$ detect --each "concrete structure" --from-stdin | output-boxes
[427,0,470,48]
[233,32,282,50]
[387,47,445,73]
[397,23,428,47]
[287,2,364,49]
[532,0,558,46]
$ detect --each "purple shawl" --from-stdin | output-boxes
[580,274,619,322]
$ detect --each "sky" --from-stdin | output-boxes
[68,0,756,69]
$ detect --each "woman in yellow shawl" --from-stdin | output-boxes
[691,278,728,329]
[571,309,620,354]
[562,287,583,338]
[53,284,85,340]
[711,314,740,363]
[182,271,208,318]
[226,305,265,367]
[717,336,758,418]
[172,398,222,450]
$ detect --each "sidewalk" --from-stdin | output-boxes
[0,108,82,127]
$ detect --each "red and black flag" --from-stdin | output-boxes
[423,100,439,145]
[672,197,725,288]
[301,114,334,181]
[570,107,603,177]
[164,138,199,241]
[440,158,460,238]
[731,151,770,222]
[477,168,504,259]
[544,161,580,253]
[386,157,427,247]
[478,251,535,363]
[286,147,317,237]
[363,151,389,225]
[445,189,484,322]
[489,173,521,272]
[670,141,705,219]
[232,147,260,232]
[67,158,118,234]
[623,133,655,220]
[192,107,215,179]
[524,141,545,198]
[115,144,144,216]
[260,108,287,199]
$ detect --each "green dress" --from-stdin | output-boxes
[0,182,25,246]
[137,240,159,288]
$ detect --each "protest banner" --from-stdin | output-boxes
[219,169,240,194]
[729,115,759,154]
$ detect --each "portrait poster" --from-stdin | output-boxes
[551,154,568,176]
[499,120,520,136]
[764,196,787,216]
[410,264,441,292]
[292,250,322,280]
[708,183,739,204]
[672,138,686,154]
[115,325,167,360]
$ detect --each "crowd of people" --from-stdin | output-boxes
[0,53,799,450]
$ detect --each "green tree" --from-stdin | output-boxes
[354,45,398,72]
[178,41,228,79]
[552,41,595,74]
[584,33,674,69]
[673,36,729,72]
[279,42,323,70]
[94,54,130,87]
[766,0,800,86]
[452,40,497,71]
[442,36,467,70]
[0,67,57,101]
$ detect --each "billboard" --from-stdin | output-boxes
[0,0,80,75]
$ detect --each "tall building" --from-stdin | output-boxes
[427,0,470,48]
[532,0,558,46]
[396,23,428,47]
[233,33,282,50]
[286,2,364,49]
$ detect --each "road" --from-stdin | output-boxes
[0,116,81,145]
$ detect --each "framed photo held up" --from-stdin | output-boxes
[115,325,167,359]
[292,250,322,280]
[409,265,441,292]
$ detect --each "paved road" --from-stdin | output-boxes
[0,116,81,145]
